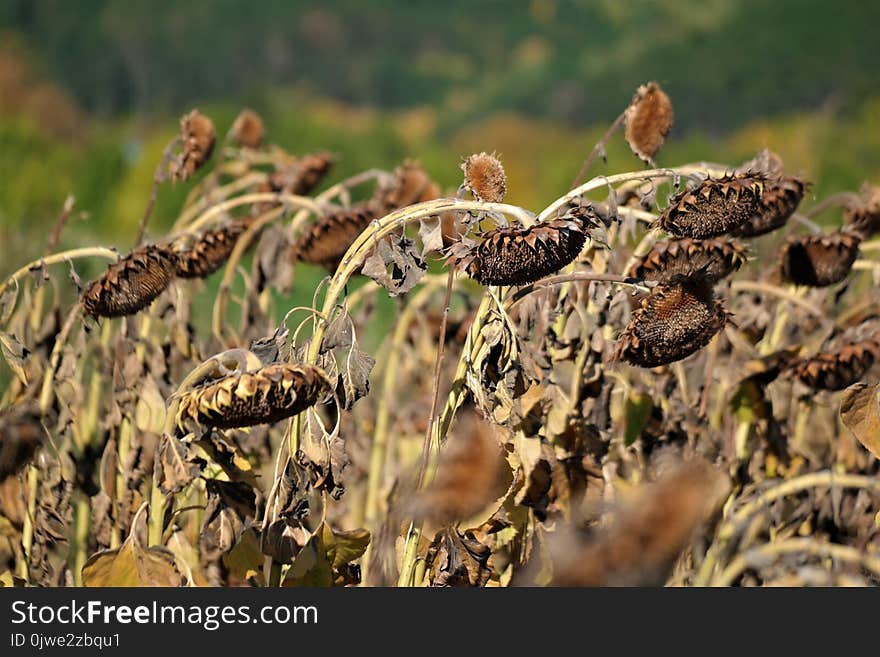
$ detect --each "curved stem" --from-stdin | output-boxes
[0,247,119,301]
[504,272,651,309]
[538,166,707,222]
[303,198,534,365]
[803,192,862,218]
[211,205,287,340]
[729,281,826,319]
[695,471,880,585]
[177,192,325,237]
[171,171,268,232]
[569,110,626,190]
[711,538,880,587]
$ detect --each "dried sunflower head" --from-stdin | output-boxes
[376,161,438,209]
[267,152,335,196]
[778,231,861,287]
[628,238,747,285]
[170,109,216,182]
[624,81,674,164]
[231,108,265,149]
[292,203,379,272]
[843,183,880,239]
[659,173,765,238]
[173,219,252,279]
[733,176,808,238]
[786,341,879,391]
[615,274,728,368]
[82,245,178,318]
[452,205,598,286]
[175,363,331,433]
[461,152,506,203]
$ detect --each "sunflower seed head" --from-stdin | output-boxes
[660,173,765,238]
[82,245,178,318]
[173,219,252,278]
[733,175,808,238]
[778,231,861,287]
[455,206,597,286]
[175,363,331,434]
[628,237,747,285]
[615,274,728,368]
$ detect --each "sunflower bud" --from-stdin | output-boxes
[231,108,265,149]
[461,152,507,203]
[170,109,216,182]
[624,81,674,164]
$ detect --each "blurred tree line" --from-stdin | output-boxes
[1,0,879,278]
[2,0,878,130]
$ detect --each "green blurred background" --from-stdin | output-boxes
[1,0,879,275]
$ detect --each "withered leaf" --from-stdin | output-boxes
[418,216,445,255]
[156,434,202,495]
[200,480,256,558]
[840,383,880,459]
[0,288,16,328]
[67,259,83,292]
[223,528,264,583]
[322,308,354,352]
[82,505,183,587]
[283,522,370,587]
[337,343,375,410]
[427,528,495,587]
[298,407,348,499]
[361,234,427,297]
[134,377,166,434]
[623,392,653,446]
[27,260,50,289]
[0,332,30,385]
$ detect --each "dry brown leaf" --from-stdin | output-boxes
[840,383,880,459]
[82,505,183,587]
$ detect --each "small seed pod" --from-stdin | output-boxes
[231,108,265,149]
[659,174,765,238]
[175,363,331,433]
[615,275,727,368]
[733,176,808,238]
[461,152,506,203]
[173,219,252,278]
[82,245,178,318]
[786,341,879,391]
[778,231,861,287]
[843,183,880,239]
[628,238,747,285]
[171,109,216,182]
[624,81,674,164]
[293,202,380,272]
[455,205,597,286]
